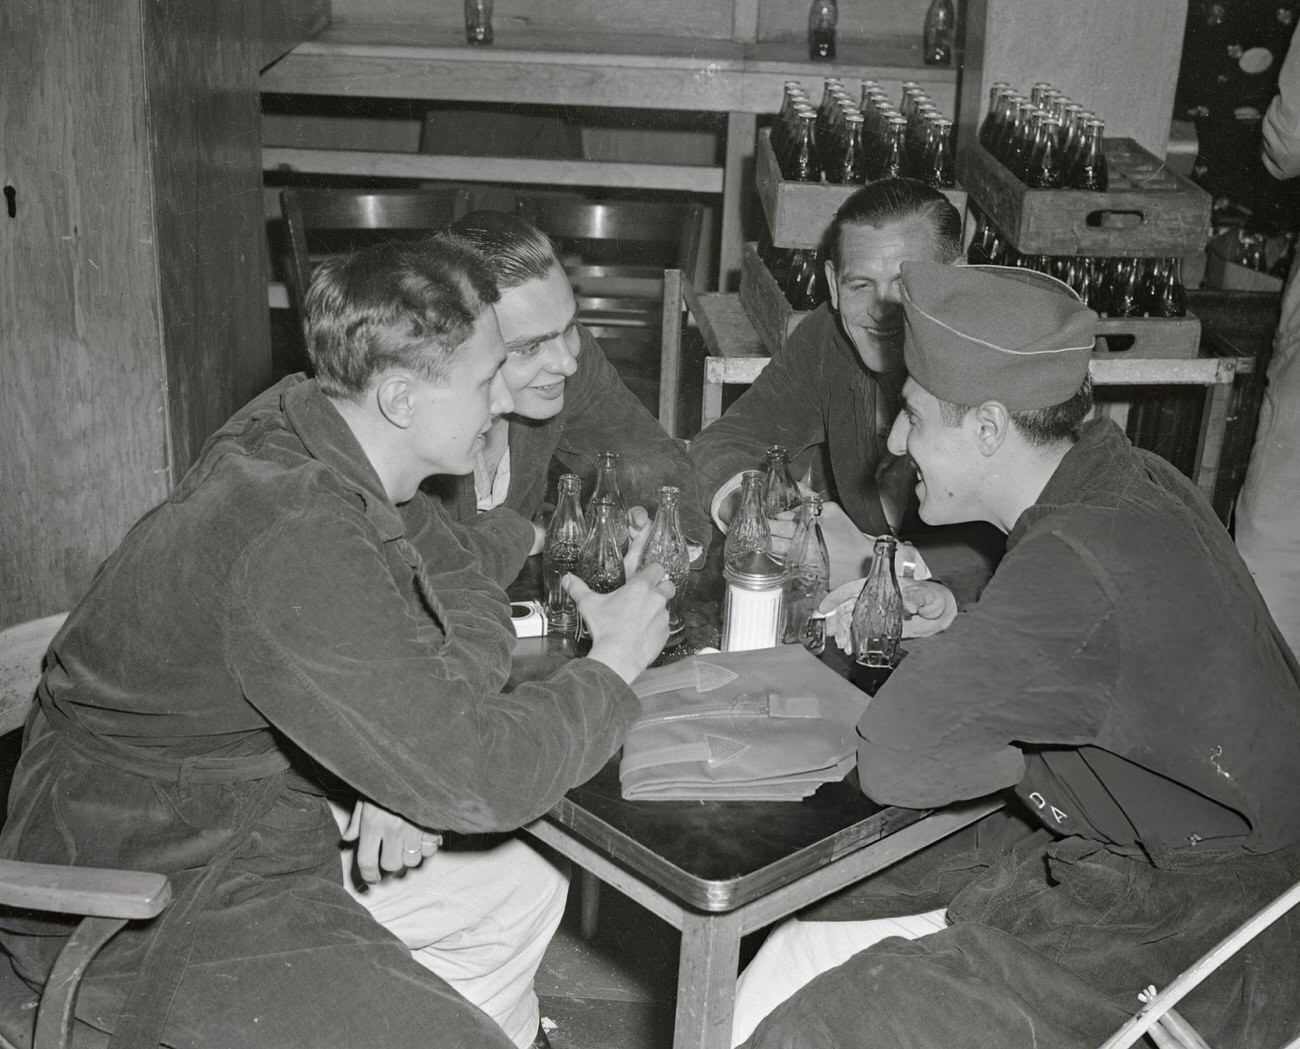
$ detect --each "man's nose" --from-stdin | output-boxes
[490,372,514,416]
[886,411,908,455]
[545,336,579,376]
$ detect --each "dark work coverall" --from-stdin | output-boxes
[428,324,710,544]
[0,377,639,1048]
[743,419,1300,1049]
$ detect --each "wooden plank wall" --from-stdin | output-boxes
[1,0,169,624]
[2,0,319,626]
[144,0,273,476]
[956,0,1188,159]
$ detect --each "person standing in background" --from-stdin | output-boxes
[1236,20,1300,656]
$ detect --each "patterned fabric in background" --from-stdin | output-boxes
[1177,0,1300,226]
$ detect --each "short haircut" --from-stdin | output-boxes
[447,210,559,290]
[936,377,1095,447]
[305,235,499,399]
[827,178,963,268]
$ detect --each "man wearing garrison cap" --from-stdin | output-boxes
[732,264,1300,1049]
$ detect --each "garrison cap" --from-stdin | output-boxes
[899,263,1097,410]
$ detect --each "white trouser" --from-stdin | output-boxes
[330,801,569,1049]
[730,909,949,1047]
[1237,257,1300,659]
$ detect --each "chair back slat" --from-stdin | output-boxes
[0,613,68,737]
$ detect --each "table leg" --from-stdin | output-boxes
[674,910,744,1049]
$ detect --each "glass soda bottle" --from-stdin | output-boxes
[724,469,771,569]
[786,110,823,183]
[585,450,630,555]
[835,111,869,185]
[808,0,837,60]
[781,495,830,651]
[639,485,690,636]
[544,474,587,638]
[875,116,908,181]
[1070,118,1109,191]
[762,445,801,520]
[578,498,627,597]
[922,0,955,65]
[851,535,903,669]
[784,248,823,311]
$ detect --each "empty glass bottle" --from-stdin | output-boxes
[544,473,587,638]
[762,446,801,519]
[724,470,771,569]
[781,495,830,651]
[639,485,690,636]
[922,0,955,65]
[850,535,903,668]
[585,451,629,554]
[808,0,837,60]
[578,498,627,596]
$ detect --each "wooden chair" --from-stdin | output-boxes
[0,615,171,1049]
[279,187,472,324]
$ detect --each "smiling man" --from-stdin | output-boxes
[731,263,1300,1049]
[0,236,672,1049]
[689,179,961,566]
[428,210,708,545]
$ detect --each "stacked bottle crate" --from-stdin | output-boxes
[741,76,967,355]
[959,80,1212,359]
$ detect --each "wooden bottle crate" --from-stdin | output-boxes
[739,241,808,355]
[1093,314,1201,360]
[742,241,1199,359]
[756,129,967,249]
[958,140,1211,258]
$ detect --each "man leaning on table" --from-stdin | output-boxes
[0,236,672,1049]
[689,178,999,587]
[732,263,1300,1049]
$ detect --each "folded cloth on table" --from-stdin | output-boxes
[620,646,870,801]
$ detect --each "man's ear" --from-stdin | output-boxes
[375,373,416,429]
[824,258,839,313]
[972,401,1011,457]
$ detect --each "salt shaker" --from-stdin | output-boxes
[721,550,785,652]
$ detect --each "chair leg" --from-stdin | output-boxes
[578,869,601,940]
[34,916,127,1049]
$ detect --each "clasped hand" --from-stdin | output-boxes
[343,798,443,886]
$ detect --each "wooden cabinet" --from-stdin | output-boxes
[0,0,326,626]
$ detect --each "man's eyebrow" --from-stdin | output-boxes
[506,328,563,349]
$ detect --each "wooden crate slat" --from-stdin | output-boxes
[756,130,966,249]
[739,242,808,354]
[958,140,1211,258]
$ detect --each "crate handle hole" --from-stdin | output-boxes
[1085,210,1144,230]
[1098,333,1137,354]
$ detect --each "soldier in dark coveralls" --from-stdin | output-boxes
[732,263,1300,1048]
[0,237,671,1048]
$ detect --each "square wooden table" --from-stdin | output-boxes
[523,760,1001,1049]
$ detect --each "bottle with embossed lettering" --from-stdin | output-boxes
[808,0,838,60]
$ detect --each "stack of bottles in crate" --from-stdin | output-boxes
[762,78,957,312]
[978,80,1108,191]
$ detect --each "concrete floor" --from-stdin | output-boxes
[536,882,681,1049]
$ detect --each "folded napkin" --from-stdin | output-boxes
[620,646,870,801]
